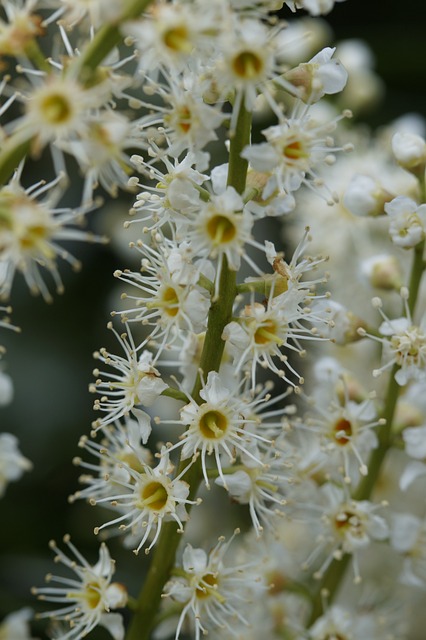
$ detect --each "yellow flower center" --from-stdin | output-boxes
[199,409,228,439]
[333,418,352,445]
[161,286,180,317]
[83,581,102,610]
[206,214,237,245]
[140,480,168,511]
[196,573,221,600]
[254,319,281,345]
[232,50,264,80]
[163,25,192,53]
[283,140,308,162]
[39,92,73,125]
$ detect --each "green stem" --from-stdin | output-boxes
[125,102,252,640]
[0,133,33,187]
[23,40,51,73]
[73,0,152,81]
[407,239,425,317]
[161,387,188,403]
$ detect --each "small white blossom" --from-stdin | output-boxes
[183,186,254,271]
[70,417,153,505]
[223,273,326,388]
[33,537,127,640]
[285,47,348,103]
[343,173,392,217]
[391,131,426,171]
[312,483,388,582]
[284,0,347,16]
[0,167,104,301]
[361,293,426,386]
[0,608,37,640]
[170,371,272,488]
[242,104,350,203]
[384,195,426,249]
[163,536,264,640]
[90,322,168,438]
[299,386,381,483]
[92,448,194,555]
[391,512,426,587]
[360,253,403,291]
[128,152,207,232]
[0,432,32,498]
[113,239,210,349]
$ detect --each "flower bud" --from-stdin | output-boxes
[343,174,392,217]
[361,254,404,291]
[392,131,426,173]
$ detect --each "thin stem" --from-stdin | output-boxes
[125,102,252,640]
[73,0,152,81]
[408,239,425,317]
[0,133,33,187]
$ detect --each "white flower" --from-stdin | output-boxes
[58,110,145,204]
[128,152,207,233]
[124,2,220,76]
[18,73,110,156]
[0,167,104,301]
[384,195,426,249]
[285,0,347,16]
[391,131,426,171]
[0,607,37,640]
[90,322,168,438]
[360,253,403,291]
[390,512,426,587]
[70,416,153,505]
[343,173,391,217]
[223,275,323,388]
[33,537,127,640]
[171,371,270,488]
[163,536,264,640]
[92,448,194,555]
[0,1,43,58]
[184,185,253,270]
[214,445,289,536]
[300,388,381,482]
[376,318,426,387]
[113,239,210,348]
[138,85,226,159]
[0,433,32,498]
[308,604,388,640]
[314,483,388,582]
[402,424,426,459]
[285,47,348,103]
[242,103,350,202]
[212,17,297,119]
[362,293,426,386]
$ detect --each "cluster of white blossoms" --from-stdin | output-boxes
[2,1,426,640]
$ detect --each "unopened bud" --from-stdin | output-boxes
[343,174,392,217]
[361,254,403,291]
[392,131,426,173]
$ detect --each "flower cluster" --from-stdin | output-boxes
[2,1,426,640]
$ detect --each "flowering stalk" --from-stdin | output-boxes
[308,235,426,626]
[125,102,251,640]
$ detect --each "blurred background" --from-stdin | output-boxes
[1,0,425,637]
